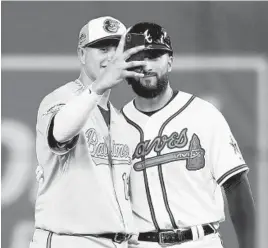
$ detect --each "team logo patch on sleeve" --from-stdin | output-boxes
[229,136,241,154]
[229,135,244,161]
[43,103,65,116]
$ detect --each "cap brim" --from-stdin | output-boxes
[84,35,121,47]
[145,44,172,52]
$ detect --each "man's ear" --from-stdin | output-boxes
[167,55,173,73]
[77,47,86,65]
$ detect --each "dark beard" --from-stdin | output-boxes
[127,74,169,99]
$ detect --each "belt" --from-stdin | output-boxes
[138,224,215,245]
[96,233,132,243]
[36,228,132,245]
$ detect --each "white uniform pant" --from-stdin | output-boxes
[29,229,128,248]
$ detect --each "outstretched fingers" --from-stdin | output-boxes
[122,70,145,78]
[115,30,128,56]
[123,45,145,60]
[125,60,147,69]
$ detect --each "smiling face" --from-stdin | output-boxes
[127,49,173,98]
[78,39,119,81]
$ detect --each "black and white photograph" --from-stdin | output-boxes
[1,1,268,248]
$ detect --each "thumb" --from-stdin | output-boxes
[128,234,140,245]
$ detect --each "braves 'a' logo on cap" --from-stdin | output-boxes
[103,18,120,33]
[144,29,153,43]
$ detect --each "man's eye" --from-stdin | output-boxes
[100,48,108,52]
[148,55,159,60]
[145,53,162,60]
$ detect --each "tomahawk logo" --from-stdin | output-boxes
[133,129,205,171]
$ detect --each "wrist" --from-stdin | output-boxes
[90,81,106,95]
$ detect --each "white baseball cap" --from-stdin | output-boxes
[78,16,126,47]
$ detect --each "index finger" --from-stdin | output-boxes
[115,27,131,55]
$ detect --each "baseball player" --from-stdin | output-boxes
[30,16,147,248]
[122,22,255,248]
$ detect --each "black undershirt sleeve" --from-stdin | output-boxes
[222,171,256,248]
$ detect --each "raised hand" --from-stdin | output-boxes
[92,31,146,95]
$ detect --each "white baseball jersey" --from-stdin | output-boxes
[35,79,134,235]
[122,91,248,232]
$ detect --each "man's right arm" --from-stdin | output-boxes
[54,33,148,143]
[36,84,105,156]
[53,86,102,143]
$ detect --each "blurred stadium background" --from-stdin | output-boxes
[1,1,268,248]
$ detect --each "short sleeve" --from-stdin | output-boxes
[36,94,78,155]
[209,109,249,186]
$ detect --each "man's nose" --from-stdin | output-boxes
[143,58,152,71]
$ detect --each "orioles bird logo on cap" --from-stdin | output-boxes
[103,18,120,33]
[79,33,87,45]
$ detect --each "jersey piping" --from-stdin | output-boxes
[121,110,160,231]
[156,95,196,229]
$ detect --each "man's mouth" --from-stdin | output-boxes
[143,72,157,78]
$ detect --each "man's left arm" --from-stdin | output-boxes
[223,171,256,248]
